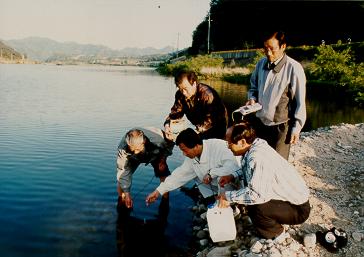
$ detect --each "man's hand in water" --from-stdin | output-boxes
[145,190,160,206]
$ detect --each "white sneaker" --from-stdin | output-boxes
[273,229,290,244]
[232,206,241,219]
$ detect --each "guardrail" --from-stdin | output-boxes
[211,49,258,59]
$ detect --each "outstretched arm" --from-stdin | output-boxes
[145,190,160,205]
[117,181,133,208]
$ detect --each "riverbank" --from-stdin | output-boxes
[0,58,38,64]
[188,123,364,257]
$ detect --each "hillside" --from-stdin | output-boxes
[5,37,175,62]
[0,41,24,62]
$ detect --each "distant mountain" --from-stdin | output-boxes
[4,37,175,62]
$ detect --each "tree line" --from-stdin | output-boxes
[190,0,364,55]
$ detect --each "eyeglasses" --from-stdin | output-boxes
[263,47,281,55]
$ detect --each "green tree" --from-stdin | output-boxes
[308,44,364,104]
[309,44,353,84]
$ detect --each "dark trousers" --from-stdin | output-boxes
[151,156,170,178]
[247,200,311,239]
[248,116,291,160]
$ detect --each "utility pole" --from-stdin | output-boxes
[207,11,211,54]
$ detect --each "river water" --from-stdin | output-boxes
[0,64,363,257]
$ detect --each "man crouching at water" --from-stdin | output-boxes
[145,128,240,206]
[116,127,174,209]
[218,122,310,240]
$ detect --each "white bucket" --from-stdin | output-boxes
[206,202,237,242]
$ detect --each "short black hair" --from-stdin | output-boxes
[261,30,287,47]
[175,128,202,148]
[231,122,257,144]
[174,70,198,86]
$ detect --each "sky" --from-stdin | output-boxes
[0,0,211,50]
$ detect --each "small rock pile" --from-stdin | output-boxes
[189,201,319,257]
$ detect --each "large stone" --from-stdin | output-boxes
[303,233,316,248]
[200,239,209,247]
[196,230,209,239]
[206,246,231,257]
[352,232,363,241]
[250,241,263,253]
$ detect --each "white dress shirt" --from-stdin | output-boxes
[157,139,240,198]
[226,138,309,205]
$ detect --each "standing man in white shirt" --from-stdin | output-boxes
[218,122,310,239]
[145,128,240,205]
[245,30,306,159]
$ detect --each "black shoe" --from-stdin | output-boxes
[316,230,339,253]
[331,227,348,248]
[316,227,348,253]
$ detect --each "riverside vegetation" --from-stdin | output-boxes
[157,42,364,106]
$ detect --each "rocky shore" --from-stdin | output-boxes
[188,123,364,257]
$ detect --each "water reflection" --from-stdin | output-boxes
[204,79,364,132]
[116,197,170,257]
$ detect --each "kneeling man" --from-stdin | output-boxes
[219,122,310,239]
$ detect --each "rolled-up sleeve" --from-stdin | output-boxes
[116,149,139,193]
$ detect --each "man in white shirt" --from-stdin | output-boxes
[145,128,240,205]
[218,122,310,239]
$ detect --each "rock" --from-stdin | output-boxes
[200,212,207,220]
[352,232,363,241]
[199,239,209,247]
[303,233,316,248]
[273,232,289,244]
[250,241,263,253]
[199,204,207,212]
[193,225,202,231]
[267,247,281,257]
[249,237,260,247]
[196,248,209,257]
[196,230,209,239]
[206,246,231,257]
[287,228,296,236]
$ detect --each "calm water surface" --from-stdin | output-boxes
[0,64,363,257]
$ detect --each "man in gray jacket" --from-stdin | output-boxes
[116,127,174,208]
[245,30,306,159]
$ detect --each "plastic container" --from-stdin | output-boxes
[206,202,237,242]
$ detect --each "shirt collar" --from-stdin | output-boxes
[264,54,287,72]
[272,54,287,72]
[193,140,208,164]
